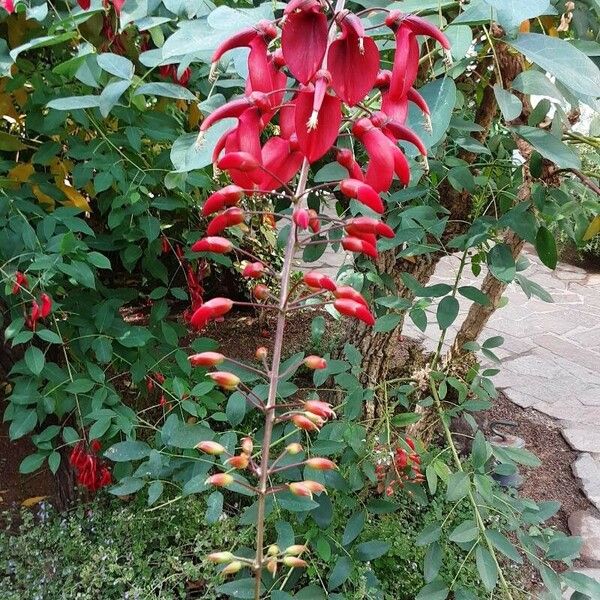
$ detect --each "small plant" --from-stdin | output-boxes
[184,2,448,596]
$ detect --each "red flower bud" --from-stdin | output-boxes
[286,443,303,455]
[304,400,336,420]
[202,185,245,216]
[196,441,226,455]
[288,481,313,498]
[241,436,253,455]
[303,271,336,292]
[285,545,308,556]
[207,551,235,564]
[227,454,249,469]
[304,356,327,370]
[205,473,234,487]
[283,556,307,568]
[307,209,320,233]
[333,286,369,308]
[242,262,265,278]
[255,346,268,360]
[190,297,233,328]
[191,236,233,254]
[206,207,245,236]
[207,371,240,390]
[305,457,337,470]
[253,284,270,300]
[291,414,320,432]
[342,236,378,259]
[266,559,278,575]
[340,178,384,214]
[293,208,310,230]
[90,439,102,453]
[346,216,395,239]
[222,561,243,575]
[303,480,327,494]
[189,352,225,367]
[334,298,375,326]
[11,271,28,294]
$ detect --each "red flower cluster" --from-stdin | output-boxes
[159,64,192,87]
[375,437,424,496]
[69,440,112,492]
[11,271,28,294]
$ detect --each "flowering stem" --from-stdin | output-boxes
[253,158,310,600]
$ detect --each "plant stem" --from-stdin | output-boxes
[253,159,309,600]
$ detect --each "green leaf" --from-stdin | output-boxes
[109,476,145,496]
[508,33,600,98]
[10,32,77,61]
[226,391,246,426]
[314,162,347,182]
[328,556,352,591]
[25,346,45,375]
[117,327,153,348]
[436,296,459,330]
[36,329,62,344]
[89,417,111,440]
[475,546,498,592]
[135,82,196,100]
[374,313,402,333]
[424,542,443,583]
[546,536,582,560]
[483,0,550,31]
[216,578,259,599]
[99,79,131,117]
[342,511,366,546]
[147,481,164,506]
[512,126,580,170]
[355,540,390,561]
[97,53,134,79]
[493,84,523,121]
[48,451,61,475]
[416,523,442,546]
[485,530,523,564]
[487,243,515,283]
[458,286,490,306]
[535,226,558,269]
[19,453,46,474]
[205,491,224,524]
[446,471,470,502]
[47,95,100,111]
[562,571,600,598]
[449,520,479,543]
[416,580,449,600]
[104,441,151,462]
[311,315,326,344]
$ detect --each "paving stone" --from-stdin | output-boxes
[533,334,600,373]
[563,428,600,453]
[503,388,539,408]
[568,510,600,562]
[572,454,600,511]
[533,402,600,426]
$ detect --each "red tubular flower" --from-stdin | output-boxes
[27,300,41,331]
[304,399,336,419]
[202,185,244,217]
[328,11,379,106]
[346,216,395,239]
[333,286,369,308]
[40,293,52,318]
[304,356,327,370]
[372,111,427,156]
[334,298,375,326]
[293,208,310,230]
[347,230,378,247]
[336,148,364,181]
[342,236,378,259]
[294,86,342,163]
[12,271,28,294]
[189,352,225,367]
[206,207,245,236]
[339,178,384,213]
[217,151,262,173]
[211,20,277,65]
[1,0,15,11]
[191,236,233,254]
[282,0,328,84]
[190,297,233,328]
[257,136,304,192]
[303,271,337,292]
[208,371,241,390]
[242,262,265,278]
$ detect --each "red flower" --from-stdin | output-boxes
[303,271,337,292]
[339,178,384,214]
[69,441,112,492]
[191,236,233,254]
[242,262,265,278]
[281,0,328,84]
[190,297,233,329]
[12,271,28,294]
[26,300,41,331]
[202,185,244,216]
[206,207,245,236]
[334,285,369,308]
[345,216,395,239]
[336,148,364,181]
[328,11,379,106]
[342,236,378,259]
[334,298,375,326]
[40,293,52,318]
